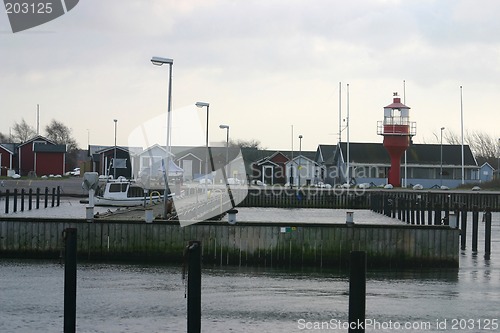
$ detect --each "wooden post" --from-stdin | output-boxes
[63,228,77,333]
[28,188,33,210]
[460,204,467,251]
[349,251,366,333]
[484,207,492,260]
[472,206,479,252]
[20,188,25,212]
[51,187,56,207]
[434,203,441,225]
[36,188,40,209]
[44,187,48,208]
[57,186,61,206]
[5,189,9,214]
[13,188,18,212]
[187,240,202,333]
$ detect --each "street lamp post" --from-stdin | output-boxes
[440,127,445,187]
[298,134,303,187]
[151,56,174,217]
[113,119,117,179]
[219,124,230,177]
[196,102,210,197]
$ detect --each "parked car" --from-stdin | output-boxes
[70,168,80,176]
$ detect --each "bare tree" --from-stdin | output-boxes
[229,138,265,149]
[12,118,36,143]
[45,119,79,167]
[0,132,8,143]
[440,129,499,166]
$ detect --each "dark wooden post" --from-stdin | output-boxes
[349,251,366,333]
[57,186,61,206]
[44,187,49,208]
[36,188,40,209]
[13,188,18,212]
[484,207,492,260]
[472,206,479,252]
[460,204,467,251]
[28,188,33,210]
[434,203,441,225]
[51,187,56,207]
[20,188,25,212]
[63,228,77,333]
[5,189,9,214]
[187,240,202,333]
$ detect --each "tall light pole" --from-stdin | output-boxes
[440,127,445,187]
[196,102,210,197]
[151,56,173,217]
[219,124,230,177]
[298,134,303,187]
[113,119,117,179]
[497,138,500,179]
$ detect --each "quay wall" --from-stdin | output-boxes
[0,218,459,268]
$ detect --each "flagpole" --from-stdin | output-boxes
[460,85,464,184]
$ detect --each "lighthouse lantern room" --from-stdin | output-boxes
[377,93,416,187]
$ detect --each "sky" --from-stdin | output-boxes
[1,0,500,152]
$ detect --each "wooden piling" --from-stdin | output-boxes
[5,189,9,214]
[472,206,478,252]
[349,251,366,333]
[484,207,492,259]
[20,189,25,212]
[28,189,33,210]
[36,188,40,209]
[63,228,77,333]
[460,204,467,251]
[187,240,202,333]
[44,187,48,208]
[13,189,18,213]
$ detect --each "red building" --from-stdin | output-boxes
[18,136,67,176]
[0,144,15,176]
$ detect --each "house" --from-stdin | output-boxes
[252,151,289,185]
[93,146,133,179]
[479,162,494,183]
[315,144,338,184]
[284,154,322,187]
[0,143,16,176]
[332,142,479,188]
[17,136,66,176]
[172,146,242,183]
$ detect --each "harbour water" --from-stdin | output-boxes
[0,208,499,332]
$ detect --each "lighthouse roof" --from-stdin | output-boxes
[384,97,410,109]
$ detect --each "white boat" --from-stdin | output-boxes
[94,178,167,207]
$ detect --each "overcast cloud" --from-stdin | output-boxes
[1,0,499,151]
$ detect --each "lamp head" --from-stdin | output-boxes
[151,56,173,66]
[299,135,303,139]
[113,119,117,123]
[441,127,445,131]
[196,102,209,108]
[219,124,229,129]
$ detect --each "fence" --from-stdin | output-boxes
[0,187,61,214]
[235,188,500,211]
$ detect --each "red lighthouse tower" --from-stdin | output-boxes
[377,93,416,187]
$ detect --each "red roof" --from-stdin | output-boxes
[384,97,410,109]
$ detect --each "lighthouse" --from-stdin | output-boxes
[377,93,416,187]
